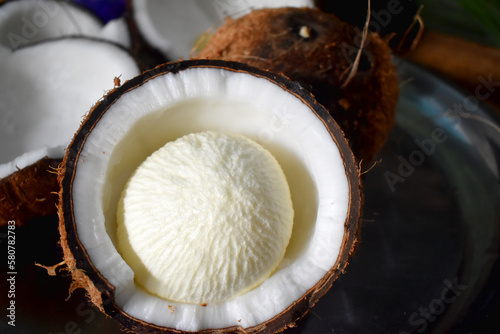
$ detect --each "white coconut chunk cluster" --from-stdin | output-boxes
[117,131,294,304]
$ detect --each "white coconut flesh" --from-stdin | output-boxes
[0,37,139,179]
[70,65,351,331]
[0,0,130,49]
[117,131,294,304]
[131,0,314,60]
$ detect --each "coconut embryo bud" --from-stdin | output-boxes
[116,131,294,304]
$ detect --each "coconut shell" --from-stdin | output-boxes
[0,157,60,227]
[194,7,399,165]
[57,59,363,333]
[124,0,169,68]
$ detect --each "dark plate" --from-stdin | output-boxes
[1,59,499,334]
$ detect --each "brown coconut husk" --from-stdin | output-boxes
[194,7,399,165]
[0,157,60,227]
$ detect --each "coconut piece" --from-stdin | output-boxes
[0,37,140,226]
[0,157,59,224]
[195,7,399,164]
[57,59,362,333]
[0,0,131,49]
[128,0,314,60]
[117,131,294,304]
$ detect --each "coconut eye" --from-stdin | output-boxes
[299,25,311,38]
[298,25,313,39]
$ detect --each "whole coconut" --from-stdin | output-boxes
[195,7,399,164]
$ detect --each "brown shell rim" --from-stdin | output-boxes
[58,59,363,334]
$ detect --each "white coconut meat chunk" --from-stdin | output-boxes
[69,65,351,331]
[0,37,140,179]
[0,0,131,49]
[131,0,314,60]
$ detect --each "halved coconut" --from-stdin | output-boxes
[57,59,362,333]
[128,0,314,60]
[0,37,140,225]
[0,0,131,49]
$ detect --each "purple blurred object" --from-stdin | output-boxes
[73,0,126,22]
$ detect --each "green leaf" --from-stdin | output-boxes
[417,0,500,47]
[458,0,500,44]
